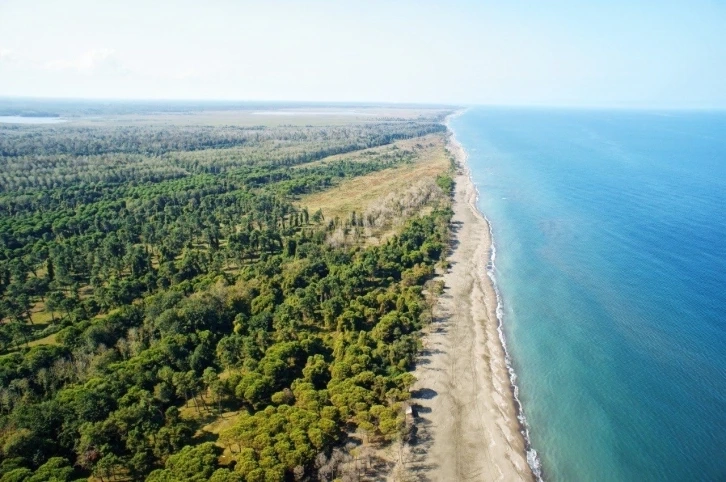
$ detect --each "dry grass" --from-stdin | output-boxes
[298,133,450,233]
[200,409,242,464]
[179,401,241,466]
[295,133,437,169]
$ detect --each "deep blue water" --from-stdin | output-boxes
[451,108,726,481]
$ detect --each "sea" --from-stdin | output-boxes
[450,108,726,481]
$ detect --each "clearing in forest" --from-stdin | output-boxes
[298,133,451,243]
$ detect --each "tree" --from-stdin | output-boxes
[45,291,65,323]
[92,454,123,482]
[147,442,221,482]
[0,113,452,482]
[8,321,31,348]
[209,469,244,482]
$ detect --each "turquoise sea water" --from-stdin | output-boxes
[451,108,726,481]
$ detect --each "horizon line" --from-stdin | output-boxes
[1,95,725,112]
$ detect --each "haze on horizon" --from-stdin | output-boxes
[1,0,725,109]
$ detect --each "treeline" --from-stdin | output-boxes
[0,117,453,481]
[0,122,444,193]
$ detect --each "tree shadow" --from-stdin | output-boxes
[400,414,439,482]
[413,404,432,414]
[410,388,437,400]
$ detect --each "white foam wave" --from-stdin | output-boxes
[446,113,544,480]
[470,161,545,482]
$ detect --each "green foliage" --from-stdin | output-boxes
[0,468,32,482]
[26,457,75,482]
[0,114,452,481]
[435,174,454,193]
[147,442,221,482]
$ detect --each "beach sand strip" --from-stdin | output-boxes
[390,123,533,482]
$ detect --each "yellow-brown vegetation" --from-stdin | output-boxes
[298,133,450,244]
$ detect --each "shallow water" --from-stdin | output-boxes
[451,108,726,481]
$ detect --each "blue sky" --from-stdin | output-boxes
[0,0,725,107]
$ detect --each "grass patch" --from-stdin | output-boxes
[27,332,58,347]
[30,304,55,325]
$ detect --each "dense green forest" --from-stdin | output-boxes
[0,113,453,481]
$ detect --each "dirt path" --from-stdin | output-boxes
[392,133,533,481]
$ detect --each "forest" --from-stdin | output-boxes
[0,110,454,481]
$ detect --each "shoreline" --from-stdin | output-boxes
[449,116,543,480]
[391,113,534,481]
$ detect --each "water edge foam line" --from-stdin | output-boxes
[451,114,544,480]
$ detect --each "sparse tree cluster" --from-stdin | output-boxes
[0,122,444,192]
[0,113,452,481]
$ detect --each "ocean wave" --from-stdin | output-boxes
[471,169,545,481]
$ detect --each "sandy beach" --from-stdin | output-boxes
[393,122,533,481]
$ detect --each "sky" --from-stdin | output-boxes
[1,0,725,108]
